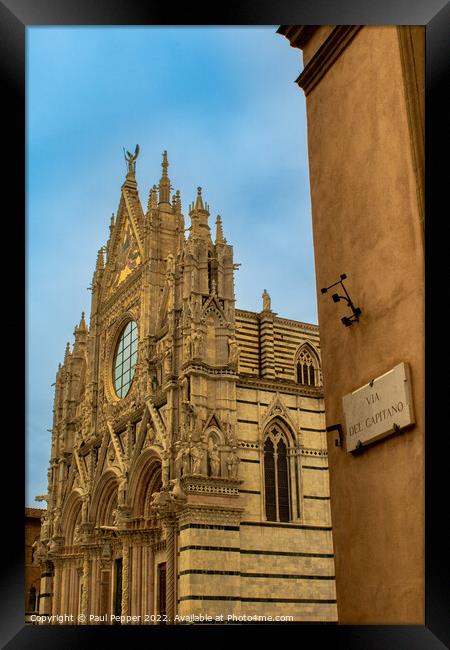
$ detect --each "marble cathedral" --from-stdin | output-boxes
[35,149,337,624]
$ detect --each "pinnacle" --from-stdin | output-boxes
[96,248,104,270]
[195,186,204,210]
[78,311,87,332]
[215,215,225,243]
[148,184,158,211]
[159,151,171,204]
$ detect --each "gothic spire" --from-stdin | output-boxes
[64,342,71,363]
[159,150,171,204]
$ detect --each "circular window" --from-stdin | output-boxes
[113,320,138,398]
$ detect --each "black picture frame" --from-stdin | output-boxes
[4,0,448,647]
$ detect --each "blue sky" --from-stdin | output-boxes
[26,26,314,506]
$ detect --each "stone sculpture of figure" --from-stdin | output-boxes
[169,478,187,502]
[53,507,62,538]
[208,443,220,477]
[184,334,192,361]
[40,513,50,540]
[228,336,240,366]
[123,144,140,174]
[174,441,185,477]
[166,253,175,277]
[73,525,82,545]
[191,442,204,475]
[111,508,120,528]
[192,295,201,322]
[262,289,271,312]
[226,447,240,479]
[163,346,172,376]
[182,440,192,476]
[192,328,204,358]
[182,400,196,434]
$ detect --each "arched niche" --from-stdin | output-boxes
[128,448,162,519]
[91,469,120,526]
[61,489,83,545]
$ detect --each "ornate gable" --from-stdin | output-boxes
[103,188,144,298]
[260,392,299,437]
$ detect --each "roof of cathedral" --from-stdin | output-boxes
[25,507,47,519]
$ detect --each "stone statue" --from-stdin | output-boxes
[208,443,220,477]
[191,442,204,475]
[228,336,240,366]
[182,400,196,434]
[41,513,50,540]
[174,441,185,477]
[53,507,62,538]
[262,289,271,311]
[184,334,192,361]
[182,440,192,476]
[166,253,175,277]
[111,508,120,528]
[169,478,186,502]
[163,346,172,376]
[73,525,82,545]
[123,144,140,174]
[192,328,204,358]
[226,447,240,479]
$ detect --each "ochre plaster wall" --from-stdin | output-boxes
[304,26,424,623]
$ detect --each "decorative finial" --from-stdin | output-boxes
[78,311,87,331]
[123,144,140,176]
[162,150,169,177]
[195,186,205,210]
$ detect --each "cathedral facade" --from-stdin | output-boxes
[35,150,337,624]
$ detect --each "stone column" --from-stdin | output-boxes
[121,544,129,618]
[52,560,61,616]
[80,554,89,623]
[163,517,177,624]
[38,560,53,617]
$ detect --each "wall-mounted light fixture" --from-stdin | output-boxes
[320,273,362,327]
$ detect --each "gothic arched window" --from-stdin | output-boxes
[113,320,138,398]
[264,422,300,522]
[295,345,319,386]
